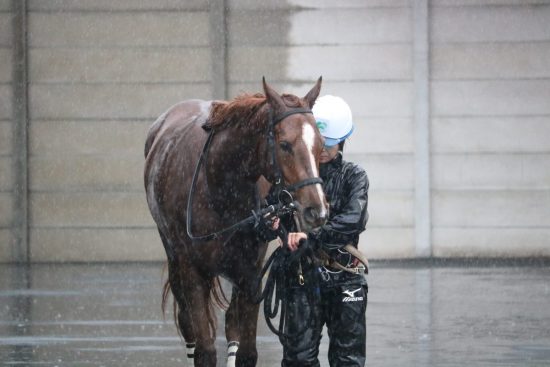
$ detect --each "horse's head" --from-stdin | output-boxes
[262,78,328,231]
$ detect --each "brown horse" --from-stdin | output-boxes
[144,78,327,366]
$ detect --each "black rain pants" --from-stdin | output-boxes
[281,274,367,367]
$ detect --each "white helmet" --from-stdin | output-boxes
[312,95,354,147]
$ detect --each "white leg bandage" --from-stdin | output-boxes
[226,341,239,367]
[186,342,195,366]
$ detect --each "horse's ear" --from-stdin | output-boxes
[303,76,322,108]
[262,77,286,115]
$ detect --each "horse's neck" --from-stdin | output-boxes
[206,129,264,215]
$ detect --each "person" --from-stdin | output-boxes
[280,95,370,367]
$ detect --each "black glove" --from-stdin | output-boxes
[255,214,279,242]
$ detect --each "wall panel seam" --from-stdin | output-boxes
[12,0,29,263]
[413,0,432,257]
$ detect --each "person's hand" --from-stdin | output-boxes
[287,232,307,252]
[256,215,279,242]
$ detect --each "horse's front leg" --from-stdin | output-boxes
[223,236,268,367]
[225,286,240,367]
[235,291,260,367]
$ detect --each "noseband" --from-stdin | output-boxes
[186,106,323,242]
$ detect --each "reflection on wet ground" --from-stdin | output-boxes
[1,261,550,366]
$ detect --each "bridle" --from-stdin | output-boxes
[266,107,324,201]
[186,106,323,242]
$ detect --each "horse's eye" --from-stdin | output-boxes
[279,141,293,154]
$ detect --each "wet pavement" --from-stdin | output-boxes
[1,260,550,366]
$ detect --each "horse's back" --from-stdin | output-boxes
[145,99,212,159]
[144,100,213,233]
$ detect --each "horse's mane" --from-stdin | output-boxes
[204,93,305,131]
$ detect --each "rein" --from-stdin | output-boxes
[253,238,320,352]
[186,106,322,242]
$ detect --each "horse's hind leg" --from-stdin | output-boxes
[166,259,197,364]
[159,230,197,363]
[178,263,217,367]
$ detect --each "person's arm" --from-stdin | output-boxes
[313,168,369,251]
[287,167,369,252]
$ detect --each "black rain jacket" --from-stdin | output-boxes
[310,152,369,255]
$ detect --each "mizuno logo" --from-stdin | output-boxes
[342,287,363,302]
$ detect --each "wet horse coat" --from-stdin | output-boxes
[144,79,327,366]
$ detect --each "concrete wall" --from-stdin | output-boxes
[430,0,550,257]
[1,0,549,262]
[0,0,14,262]
[27,1,216,262]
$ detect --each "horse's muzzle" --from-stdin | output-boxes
[303,206,327,229]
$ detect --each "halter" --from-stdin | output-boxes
[186,106,323,242]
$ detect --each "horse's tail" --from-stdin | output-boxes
[161,273,230,340]
[211,276,230,311]
[161,277,189,340]
[144,112,168,158]
[161,277,177,329]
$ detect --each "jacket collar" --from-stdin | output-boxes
[320,151,343,179]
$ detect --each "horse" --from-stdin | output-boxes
[144,78,328,367]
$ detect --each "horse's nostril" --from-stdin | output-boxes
[304,207,317,220]
[304,207,326,227]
